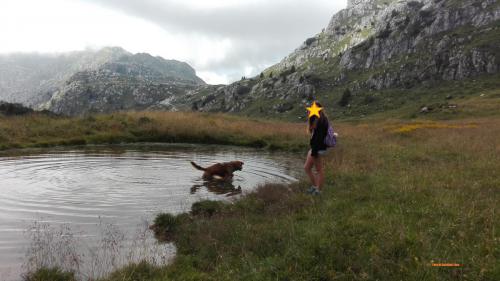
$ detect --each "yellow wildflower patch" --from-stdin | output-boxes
[388,122,478,134]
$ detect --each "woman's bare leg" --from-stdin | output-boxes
[304,150,317,187]
[314,156,324,190]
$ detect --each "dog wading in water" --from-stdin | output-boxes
[191,161,244,181]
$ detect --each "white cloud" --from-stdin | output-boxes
[0,0,347,84]
[197,71,231,85]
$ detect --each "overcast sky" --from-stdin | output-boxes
[0,0,346,84]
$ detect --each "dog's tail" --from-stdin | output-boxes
[190,161,206,171]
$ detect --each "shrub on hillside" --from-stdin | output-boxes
[339,89,352,107]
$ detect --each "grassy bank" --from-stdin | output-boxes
[131,116,499,281]
[0,111,308,153]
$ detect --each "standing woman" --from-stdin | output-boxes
[304,102,329,195]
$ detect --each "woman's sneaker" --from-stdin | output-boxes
[307,186,317,194]
[307,186,322,195]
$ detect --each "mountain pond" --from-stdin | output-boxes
[0,144,302,280]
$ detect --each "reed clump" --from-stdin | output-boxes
[0,112,308,153]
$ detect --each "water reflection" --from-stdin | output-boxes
[190,180,243,197]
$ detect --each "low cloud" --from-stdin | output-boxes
[82,0,346,83]
[0,0,346,84]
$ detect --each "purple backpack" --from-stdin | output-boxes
[324,123,337,147]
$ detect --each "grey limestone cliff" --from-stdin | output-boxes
[180,0,500,117]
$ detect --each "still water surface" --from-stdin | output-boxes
[0,144,301,280]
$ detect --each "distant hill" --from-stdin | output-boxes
[0,102,34,116]
[0,101,58,116]
[0,47,205,115]
[0,47,129,106]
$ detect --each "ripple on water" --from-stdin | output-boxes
[0,144,301,280]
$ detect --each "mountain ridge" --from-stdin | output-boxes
[178,0,500,119]
[0,47,205,115]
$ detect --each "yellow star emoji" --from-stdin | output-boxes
[307,101,323,119]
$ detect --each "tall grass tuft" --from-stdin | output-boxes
[23,267,76,281]
[0,112,309,153]
[23,219,173,281]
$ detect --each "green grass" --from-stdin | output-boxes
[23,267,76,281]
[138,115,499,281]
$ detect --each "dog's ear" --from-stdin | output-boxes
[233,161,244,170]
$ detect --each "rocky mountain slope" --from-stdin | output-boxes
[177,0,500,119]
[0,47,130,106]
[40,52,205,115]
[0,47,205,115]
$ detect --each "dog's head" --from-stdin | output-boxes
[231,161,244,171]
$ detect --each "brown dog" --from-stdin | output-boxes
[190,161,244,181]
